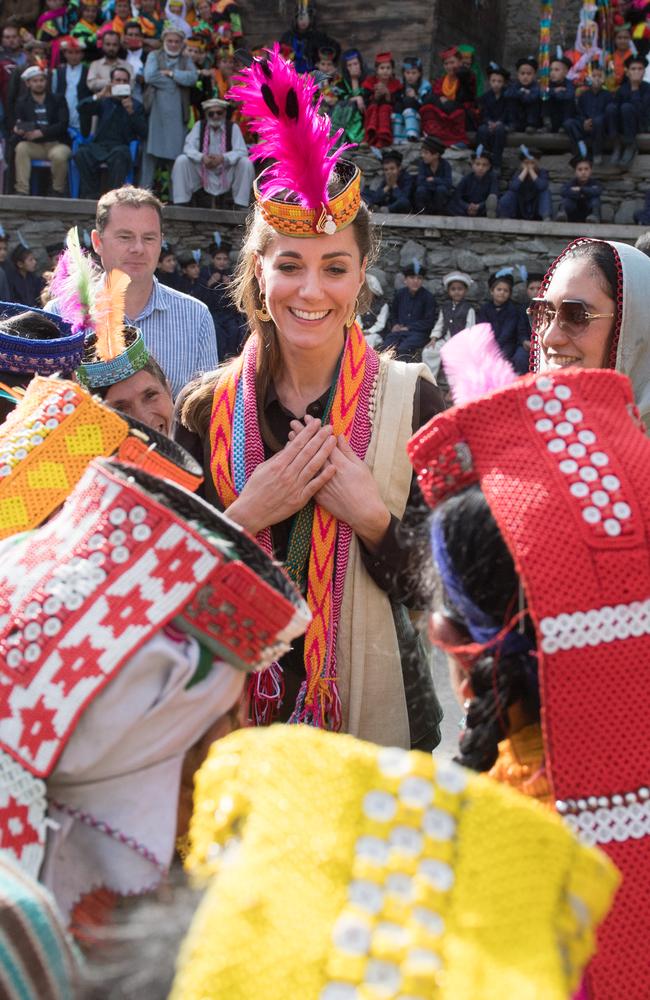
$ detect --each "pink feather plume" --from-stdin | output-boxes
[440,323,518,406]
[227,43,351,209]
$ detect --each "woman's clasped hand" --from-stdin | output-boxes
[227,415,337,536]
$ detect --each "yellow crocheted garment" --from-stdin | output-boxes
[0,376,128,539]
[488,723,553,807]
[172,727,619,1000]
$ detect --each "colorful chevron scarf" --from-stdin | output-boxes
[209,323,379,728]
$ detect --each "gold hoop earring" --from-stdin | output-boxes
[345,298,359,329]
[255,294,271,322]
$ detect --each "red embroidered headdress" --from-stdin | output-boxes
[408,363,650,998]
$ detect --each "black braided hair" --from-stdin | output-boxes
[434,484,540,772]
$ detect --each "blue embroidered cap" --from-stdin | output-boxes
[0,302,85,377]
[76,325,150,389]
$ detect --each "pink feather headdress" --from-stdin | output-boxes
[227,44,361,235]
[440,323,518,405]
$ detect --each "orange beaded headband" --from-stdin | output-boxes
[254,160,361,237]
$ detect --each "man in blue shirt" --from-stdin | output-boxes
[48,185,218,397]
[383,261,437,362]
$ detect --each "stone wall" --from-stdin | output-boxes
[0,193,643,311]
[502,0,583,69]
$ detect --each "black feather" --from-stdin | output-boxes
[259,59,272,79]
[261,83,280,116]
[285,87,299,120]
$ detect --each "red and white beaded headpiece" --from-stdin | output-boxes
[0,457,310,876]
[408,367,650,999]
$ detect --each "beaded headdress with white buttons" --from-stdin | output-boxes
[408,329,650,1000]
[0,457,310,877]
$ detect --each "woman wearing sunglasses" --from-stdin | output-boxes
[529,237,650,427]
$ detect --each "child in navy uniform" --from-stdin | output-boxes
[384,261,438,362]
[563,62,613,164]
[395,56,432,142]
[506,55,543,132]
[413,135,453,214]
[363,149,413,214]
[545,55,576,132]
[498,145,552,221]
[476,62,511,170]
[608,54,650,167]
[477,270,530,374]
[556,155,602,223]
[449,145,498,217]
[423,270,476,391]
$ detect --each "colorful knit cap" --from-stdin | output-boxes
[171,726,617,1000]
[227,44,361,236]
[0,457,309,874]
[209,323,377,728]
[0,375,203,540]
[76,325,150,389]
[0,302,85,377]
[0,855,80,1000]
[408,365,650,999]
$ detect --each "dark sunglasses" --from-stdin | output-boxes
[526,297,614,335]
[207,109,226,118]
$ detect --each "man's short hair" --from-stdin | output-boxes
[102,29,122,44]
[110,65,131,80]
[96,186,164,234]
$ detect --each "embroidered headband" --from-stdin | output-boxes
[227,44,361,236]
[76,325,150,389]
[0,303,85,377]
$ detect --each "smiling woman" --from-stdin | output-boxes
[175,46,445,749]
[530,237,650,427]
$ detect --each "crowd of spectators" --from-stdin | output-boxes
[1,3,650,223]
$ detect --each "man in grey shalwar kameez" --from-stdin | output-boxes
[141,26,197,190]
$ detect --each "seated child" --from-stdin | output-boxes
[176,250,209,303]
[563,61,613,163]
[476,61,511,170]
[394,56,432,142]
[545,55,576,132]
[314,45,339,84]
[422,270,476,388]
[363,149,413,214]
[556,155,602,223]
[524,271,543,303]
[565,14,603,87]
[505,55,543,132]
[420,46,476,148]
[332,48,366,144]
[155,243,181,290]
[458,44,485,98]
[384,261,438,362]
[413,135,453,214]
[476,269,530,374]
[361,51,403,148]
[359,272,389,348]
[608,54,650,167]
[608,24,635,88]
[498,145,552,221]
[449,145,498,218]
